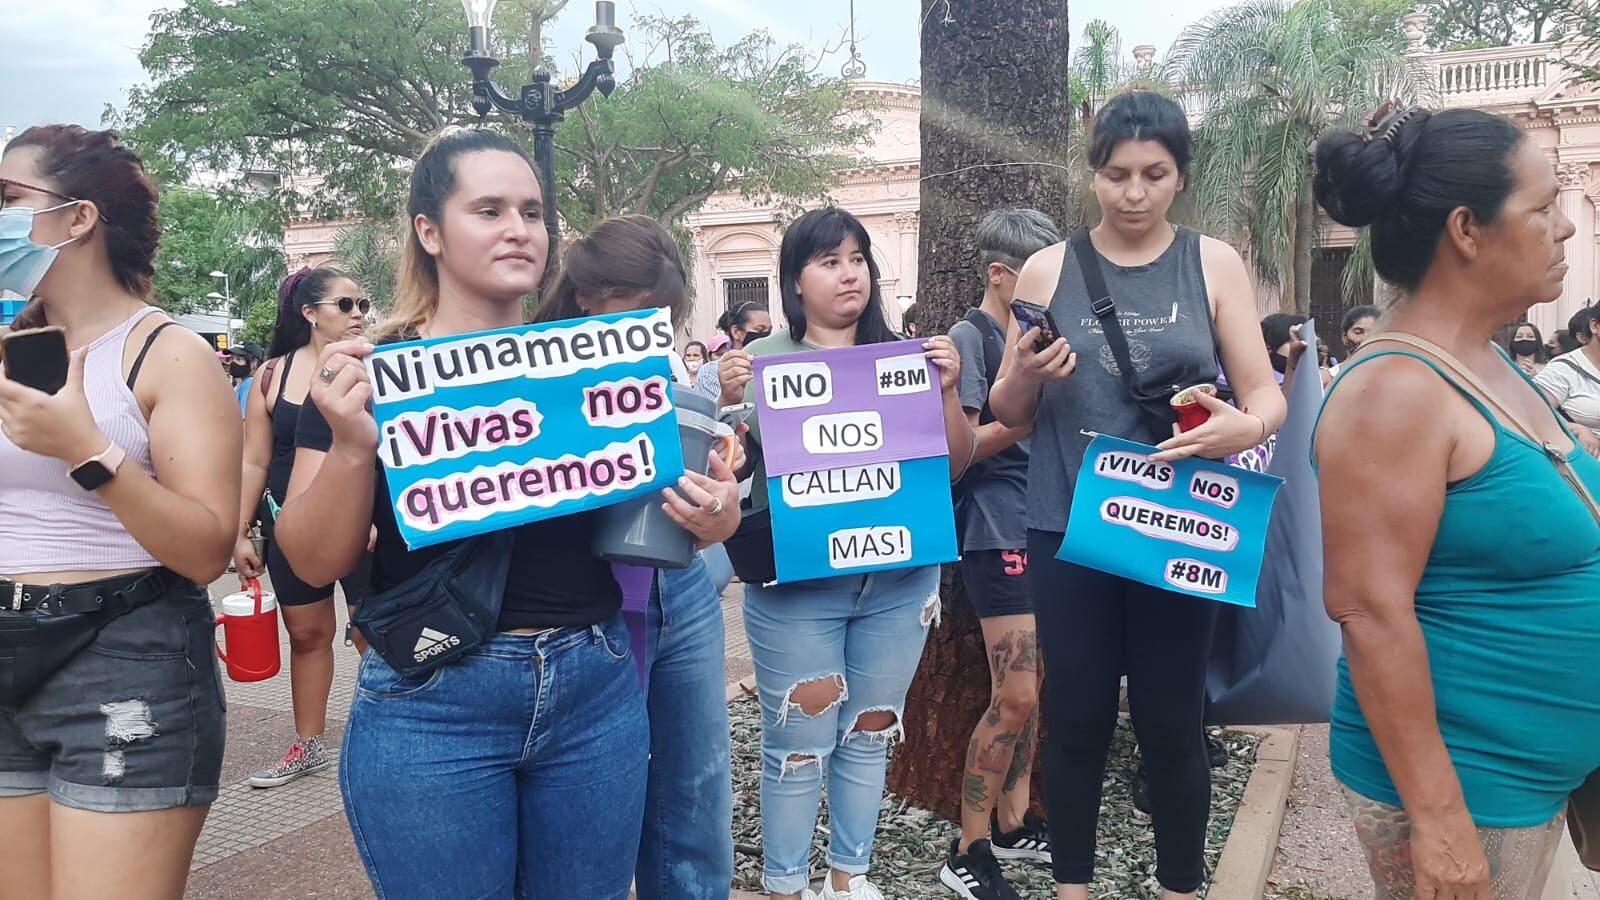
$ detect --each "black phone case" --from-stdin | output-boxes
[1010,301,1060,350]
[3,331,69,395]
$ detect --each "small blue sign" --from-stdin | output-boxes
[1058,434,1283,607]
[365,308,686,549]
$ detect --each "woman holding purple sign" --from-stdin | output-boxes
[274,129,727,899]
[718,206,972,900]
[987,90,1285,900]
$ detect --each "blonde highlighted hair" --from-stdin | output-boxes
[379,127,537,338]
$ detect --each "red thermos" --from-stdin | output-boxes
[215,578,281,683]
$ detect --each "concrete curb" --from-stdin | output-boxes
[1209,725,1301,900]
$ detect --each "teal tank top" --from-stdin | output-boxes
[1318,349,1600,827]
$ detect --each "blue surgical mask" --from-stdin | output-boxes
[0,203,82,297]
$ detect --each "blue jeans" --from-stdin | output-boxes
[743,565,941,895]
[340,617,648,900]
[635,556,735,900]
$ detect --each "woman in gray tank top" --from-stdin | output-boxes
[988,91,1285,900]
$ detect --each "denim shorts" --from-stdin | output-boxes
[0,582,226,812]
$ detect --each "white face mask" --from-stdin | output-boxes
[0,202,83,297]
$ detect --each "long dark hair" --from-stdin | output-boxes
[267,266,345,359]
[6,125,160,329]
[534,215,689,326]
[778,208,896,345]
[1089,90,1194,175]
[1506,321,1549,363]
[1315,108,1525,292]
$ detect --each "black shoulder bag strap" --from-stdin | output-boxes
[1072,227,1144,399]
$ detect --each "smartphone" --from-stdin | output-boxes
[718,402,755,429]
[1010,299,1061,352]
[1,326,69,394]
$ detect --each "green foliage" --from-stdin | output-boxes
[1330,0,1413,49]
[1169,0,1432,310]
[1420,0,1567,48]
[152,187,285,323]
[121,1,866,233]
[331,218,405,312]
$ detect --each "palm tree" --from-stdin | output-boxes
[331,218,404,314]
[1065,20,1181,228]
[1169,0,1432,313]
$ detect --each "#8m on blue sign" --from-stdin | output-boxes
[1057,434,1282,608]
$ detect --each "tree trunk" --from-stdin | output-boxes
[1292,173,1316,315]
[887,0,1070,824]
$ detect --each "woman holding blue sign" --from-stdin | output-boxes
[1314,106,1600,898]
[719,206,972,900]
[987,90,1286,900]
[533,214,744,900]
[276,129,665,900]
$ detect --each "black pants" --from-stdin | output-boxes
[1028,530,1220,893]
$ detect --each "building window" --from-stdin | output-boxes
[725,278,769,310]
[1309,248,1374,333]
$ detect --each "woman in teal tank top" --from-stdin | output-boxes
[1313,107,1600,898]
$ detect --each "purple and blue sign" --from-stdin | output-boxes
[1058,433,1282,607]
[755,340,958,583]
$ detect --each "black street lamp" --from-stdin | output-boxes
[461,0,626,249]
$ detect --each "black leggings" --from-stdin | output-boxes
[1027,530,1220,893]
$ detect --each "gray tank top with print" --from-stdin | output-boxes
[1027,227,1219,532]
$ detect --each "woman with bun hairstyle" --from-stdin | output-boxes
[1313,105,1600,898]
[233,266,373,789]
[694,299,772,399]
[0,126,239,898]
[275,129,650,898]
[534,214,742,899]
[987,90,1286,900]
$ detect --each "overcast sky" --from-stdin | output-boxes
[2,0,1238,138]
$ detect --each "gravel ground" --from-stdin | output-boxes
[730,699,1261,898]
[1264,725,1370,900]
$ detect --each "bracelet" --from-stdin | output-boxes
[1249,412,1268,443]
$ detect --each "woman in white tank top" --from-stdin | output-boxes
[0,126,240,899]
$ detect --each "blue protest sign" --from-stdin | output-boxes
[365,308,686,549]
[1057,434,1283,607]
[756,341,958,583]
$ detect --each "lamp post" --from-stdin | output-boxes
[208,270,234,346]
[461,0,626,250]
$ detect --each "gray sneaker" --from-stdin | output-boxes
[248,735,331,788]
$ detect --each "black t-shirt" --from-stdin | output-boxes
[293,397,621,630]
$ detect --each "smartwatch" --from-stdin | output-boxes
[69,442,126,492]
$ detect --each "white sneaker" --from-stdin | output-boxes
[822,875,885,900]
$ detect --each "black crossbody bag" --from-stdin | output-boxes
[1069,227,1222,427]
[351,521,516,677]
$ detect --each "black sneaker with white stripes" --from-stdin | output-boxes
[939,838,1021,900]
[990,808,1052,864]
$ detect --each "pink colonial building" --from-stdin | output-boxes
[678,81,923,344]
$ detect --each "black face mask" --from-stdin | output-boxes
[1510,339,1541,357]
[228,361,251,379]
[1270,353,1288,374]
[741,329,771,346]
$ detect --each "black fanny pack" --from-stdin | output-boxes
[352,530,515,678]
[0,568,182,707]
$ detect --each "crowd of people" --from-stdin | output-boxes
[0,87,1596,900]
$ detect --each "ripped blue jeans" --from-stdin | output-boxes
[742,565,940,895]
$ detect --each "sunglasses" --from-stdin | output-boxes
[310,297,372,315]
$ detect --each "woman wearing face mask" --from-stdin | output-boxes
[232,267,373,789]
[719,207,971,900]
[534,214,742,900]
[988,91,1286,900]
[1314,105,1600,899]
[1340,305,1381,360]
[0,126,239,898]
[1505,322,1547,376]
[695,299,772,400]
[683,340,708,381]
[276,129,652,899]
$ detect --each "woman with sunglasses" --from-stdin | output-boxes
[232,267,372,788]
[0,126,239,897]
